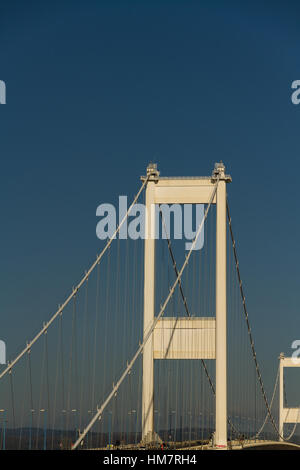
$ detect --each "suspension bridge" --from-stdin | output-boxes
[0,162,299,451]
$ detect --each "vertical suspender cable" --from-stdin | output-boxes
[226,199,282,439]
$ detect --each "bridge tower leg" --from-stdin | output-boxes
[215,163,228,448]
[142,164,159,440]
[279,352,284,441]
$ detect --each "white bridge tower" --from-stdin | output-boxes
[141,162,231,448]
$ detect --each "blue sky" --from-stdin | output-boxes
[1,0,300,402]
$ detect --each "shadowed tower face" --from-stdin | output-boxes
[141,162,231,448]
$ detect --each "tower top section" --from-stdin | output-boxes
[141,161,232,183]
[145,162,160,182]
[211,161,232,183]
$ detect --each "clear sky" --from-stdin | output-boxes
[1,0,300,403]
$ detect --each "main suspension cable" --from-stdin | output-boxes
[252,363,279,439]
[0,176,149,380]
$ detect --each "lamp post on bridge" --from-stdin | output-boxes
[130,409,136,444]
[169,410,176,444]
[154,409,160,439]
[40,409,47,450]
[188,411,192,442]
[107,411,112,448]
[29,409,34,450]
[173,410,177,444]
[127,411,130,445]
[199,412,203,442]
[0,410,5,450]
[87,410,93,448]
[71,409,77,445]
